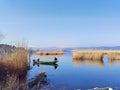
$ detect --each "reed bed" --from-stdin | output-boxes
[0,45,29,72]
[0,41,30,89]
[0,48,28,89]
[73,50,120,60]
[6,73,18,88]
[36,50,63,55]
[0,69,27,90]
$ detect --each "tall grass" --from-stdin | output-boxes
[0,41,29,71]
[6,48,28,71]
[0,41,30,89]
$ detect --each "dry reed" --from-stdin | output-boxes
[36,50,63,55]
[73,50,120,60]
[0,48,28,71]
[0,41,29,71]
[0,41,29,89]
[6,73,18,88]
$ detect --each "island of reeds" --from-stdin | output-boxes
[36,50,63,55]
[73,50,120,60]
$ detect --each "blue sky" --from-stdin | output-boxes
[0,0,120,47]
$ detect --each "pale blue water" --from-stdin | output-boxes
[27,52,120,90]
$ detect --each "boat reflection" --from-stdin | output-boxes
[33,63,58,69]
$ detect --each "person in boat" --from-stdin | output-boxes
[54,57,58,61]
[33,59,35,62]
[36,58,40,67]
[33,59,36,66]
[37,58,40,62]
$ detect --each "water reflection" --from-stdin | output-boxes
[33,63,58,69]
[73,58,104,66]
[73,56,120,67]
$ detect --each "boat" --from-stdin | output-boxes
[33,59,58,69]
[33,59,58,65]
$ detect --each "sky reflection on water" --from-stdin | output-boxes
[28,52,120,90]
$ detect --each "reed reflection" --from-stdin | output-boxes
[73,58,104,66]
[73,56,120,67]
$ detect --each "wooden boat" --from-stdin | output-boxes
[33,60,58,69]
[33,60,58,65]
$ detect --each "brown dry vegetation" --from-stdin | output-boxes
[36,50,63,55]
[0,45,29,89]
[0,48,29,71]
[73,50,120,60]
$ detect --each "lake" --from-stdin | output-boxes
[27,52,120,90]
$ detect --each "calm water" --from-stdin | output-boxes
[27,52,120,90]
